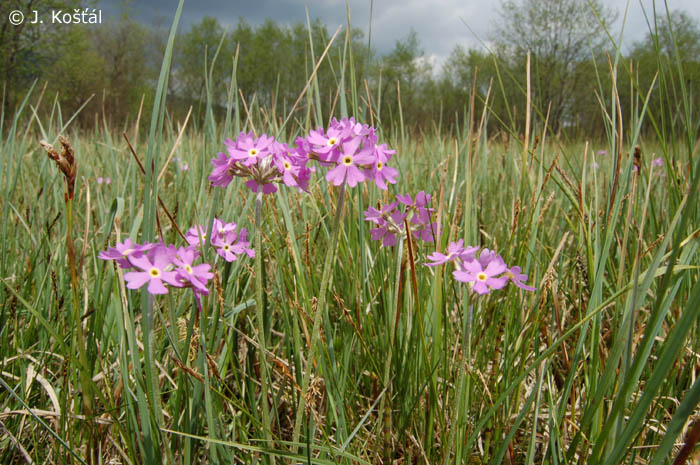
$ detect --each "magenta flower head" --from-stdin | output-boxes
[98,238,153,268]
[652,157,663,168]
[453,257,508,295]
[300,117,399,190]
[209,133,309,195]
[209,151,235,188]
[173,246,214,295]
[365,202,406,247]
[395,191,438,242]
[325,136,376,187]
[211,227,255,262]
[123,243,182,295]
[426,239,479,266]
[101,236,217,296]
[185,224,209,247]
[424,240,536,295]
[505,266,537,291]
[366,142,399,190]
[228,132,274,167]
[185,218,255,262]
[363,191,439,247]
[306,124,349,162]
[596,149,608,156]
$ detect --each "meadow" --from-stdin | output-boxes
[1,4,700,465]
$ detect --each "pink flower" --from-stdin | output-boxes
[211,228,255,262]
[185,224,209,247]
[426,239,478,266]
[424,242,535,295]
[123,244,182,295]
[210,135,309,194]
[325,136,375,187]
[99,238,152,268]
[173,247,214,295]
[306,125,348,162]
[364,192,441,247]
[208,151,235,187]
[101,238,218,296]
[506,266,537,291]
[228,132,274,167]
[453,256,508,295]
[652,157,663,167]
[367,159,398,190]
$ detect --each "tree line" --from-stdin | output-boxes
[2,0,699,138]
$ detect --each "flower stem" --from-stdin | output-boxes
[67,194,95,462]
[380,236,404,460]
[293,181,347,448]
[254,192,275,462]
[445,297,474,464]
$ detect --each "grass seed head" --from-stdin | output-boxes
[40,136,77,200]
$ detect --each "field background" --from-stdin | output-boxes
[2,0,700,464]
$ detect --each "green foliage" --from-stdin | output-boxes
[0,0,82,112]
[2,8,700,462]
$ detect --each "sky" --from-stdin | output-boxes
[100,0,700,69]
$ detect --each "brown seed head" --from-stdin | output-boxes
[40,136,77,200]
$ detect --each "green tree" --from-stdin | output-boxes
[627,10,700,137]
[375,30,430,128]
[0,0,81,113]
[91,11,154,126]
[176,16,233,116]
[46,25,106,124]
[492,0,616,132]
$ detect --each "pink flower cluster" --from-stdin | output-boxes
[301,117,398,189]
[209,117,399,193]
[209,133,311,194]
[426,240,536,295]
[99,239,214,296]
[99,219,254,296]
[185,218,255,262]
[363,191,438,247]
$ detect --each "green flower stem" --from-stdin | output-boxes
[293,181,347,448]
[445,296,474,464]
[254,192,274,462]
[379,236,404,459]
[66,195,94,459]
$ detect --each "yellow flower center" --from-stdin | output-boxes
[224,245,230,252]
[328,138,338,146]
[376,161,383,170]
[343,155,353,166]
[477,272,487,282]
[122,248,133,256]
[149,268,161,277]
[248,148,258,157]
[283,161,291,170]
[185,265,193,274]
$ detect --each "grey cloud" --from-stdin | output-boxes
[98,0,700,66]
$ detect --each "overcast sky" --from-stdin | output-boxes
[100,0,700,69]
